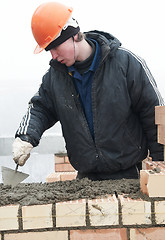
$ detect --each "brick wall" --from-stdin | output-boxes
[46,153,77,182]
[1,106,165,240]
[1,194,165,239]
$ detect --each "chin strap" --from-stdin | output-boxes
[72,36,76,62]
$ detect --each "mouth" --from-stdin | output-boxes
[58,59,64,64]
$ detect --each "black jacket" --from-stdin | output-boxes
[16,30,164,179]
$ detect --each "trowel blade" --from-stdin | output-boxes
[1,166,29,188]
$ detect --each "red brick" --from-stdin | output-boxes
[60,172,77,181]
[130,227,165,240]
[157,124,165,145]
[142,156,153,170]
[145,160,155,170]
[22,204,53,230]
[4,231,68,240]
[140,170,149,195]
[140,170,165,197]
[54,153,72,165]
[157,160,165,170]
[142,160,165,172]
[148,170,165,197]
[88,195,118,226]
[46,173,60,182]
[54,154,65,164]
[155,106,165,125]
[119,195,151,225]
[55,163,76,172]
[64,156,70,163]
[70,229,127,240]
[56,199,86,227]
[0,205,19,231]
[154,201,165,224]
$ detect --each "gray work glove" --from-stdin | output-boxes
[12,137,33,166]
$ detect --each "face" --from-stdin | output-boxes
[50,37,76,67]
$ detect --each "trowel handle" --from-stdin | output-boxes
[15,164,19,172]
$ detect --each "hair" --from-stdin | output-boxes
[75,32,85,42]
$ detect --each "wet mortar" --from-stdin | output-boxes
[0,178,151,206]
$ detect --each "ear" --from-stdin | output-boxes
[73,34,78,41]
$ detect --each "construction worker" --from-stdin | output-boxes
[12,2,164,180]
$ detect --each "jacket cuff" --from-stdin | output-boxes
[15,134,37,147]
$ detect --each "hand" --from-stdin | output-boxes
[12,137,33,166]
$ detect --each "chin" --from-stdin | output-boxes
[65,60,75,67]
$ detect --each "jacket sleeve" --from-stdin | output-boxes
[126,51,164,161]
[15,70,58,147]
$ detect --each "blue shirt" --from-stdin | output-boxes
[68,39,101,139]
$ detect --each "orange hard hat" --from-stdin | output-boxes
[31,2,73,54]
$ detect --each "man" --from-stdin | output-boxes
[12,2,164,180]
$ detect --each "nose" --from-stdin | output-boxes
[50,49,58,60]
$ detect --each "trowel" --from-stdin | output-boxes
[1,164,29,188]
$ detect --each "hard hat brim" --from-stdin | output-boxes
[34,44,44,54]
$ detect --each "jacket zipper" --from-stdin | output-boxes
[69,76,95,144]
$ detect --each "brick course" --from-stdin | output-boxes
[46,172,77,182]
[1,197,165,240]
